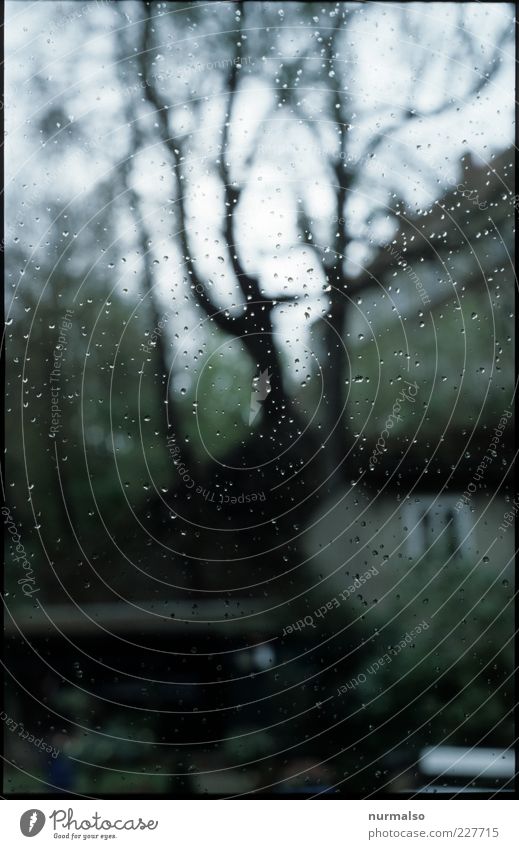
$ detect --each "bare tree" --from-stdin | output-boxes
[126,1,511,489]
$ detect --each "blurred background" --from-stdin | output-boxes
[3,1,515,797]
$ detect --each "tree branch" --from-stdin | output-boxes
[137,4,245,336]
[355,17,511,168]
[217,2,269,310]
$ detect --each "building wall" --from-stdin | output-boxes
[302,489,514,633]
